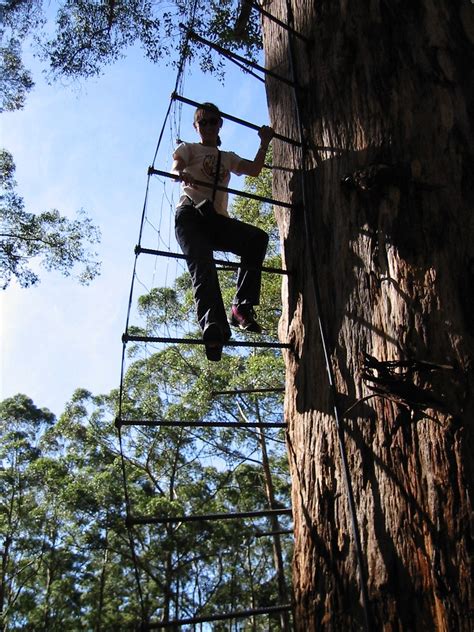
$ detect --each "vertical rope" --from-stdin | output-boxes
[281,1,373,630]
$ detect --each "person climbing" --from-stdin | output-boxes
[172,102,274,361]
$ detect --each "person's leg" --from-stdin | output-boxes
[175,205,229,339]
[210,214,268,332]
[210,214,268,306]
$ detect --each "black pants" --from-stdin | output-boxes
[175,203,269,334]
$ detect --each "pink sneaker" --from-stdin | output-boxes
[229,304,262,334]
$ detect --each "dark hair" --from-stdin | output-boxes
[194,102,223,146]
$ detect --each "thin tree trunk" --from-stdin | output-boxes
[254,401,291,632]
[0,534,12,632]
[42,527,57,632]
[1,462,19,631]
[95,526,109,632]
[262,1,474,630]
[162,441,181,630]
[245,541,258,632]
[238,400,292,629]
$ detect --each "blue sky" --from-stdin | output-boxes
[1,43,270,416]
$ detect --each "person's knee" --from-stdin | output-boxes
[240,226,268,262]
[186,254,214,275]
[254,227,269,258]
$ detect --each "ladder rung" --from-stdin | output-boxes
[255,529,294,538]
[135,246,290,275]
[148,167,295,209]
[250,0,311,44]
[176,29,296,87]
[172,92,300,146]
[122,334,291,349]
[143,604,293,628]
[127,508,292,526]
[116,419,286,429]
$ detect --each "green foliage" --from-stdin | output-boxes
[46,0,166,79]
[0,1,262,290]
[0,149,101,288]
[0,1,261,89]
[0,391,143,630]
[0,39,34,113]
[0,0,43,112]
[232,150,278,250]
[1,381,290,628]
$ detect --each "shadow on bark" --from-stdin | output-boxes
[282,152,472,628]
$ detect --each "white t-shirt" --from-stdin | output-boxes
[173,142,243,216]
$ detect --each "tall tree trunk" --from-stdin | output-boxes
[42,525,58,632]
[262,1,474,630]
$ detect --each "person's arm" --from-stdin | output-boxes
[171,154,196,187]
[237,125,275,177]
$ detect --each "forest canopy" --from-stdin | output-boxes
[1,0,260,99]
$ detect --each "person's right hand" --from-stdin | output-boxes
[179,171,196,187]
[258,125,275,146]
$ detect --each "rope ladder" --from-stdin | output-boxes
[116,2,372,630]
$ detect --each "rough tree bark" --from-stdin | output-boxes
[261,1,474,630]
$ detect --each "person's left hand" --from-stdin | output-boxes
[258,125,275,146]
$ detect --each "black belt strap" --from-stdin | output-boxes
[212,150,221,202]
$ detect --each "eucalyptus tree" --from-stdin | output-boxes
[261,1,474,629]
[0,0,261,110]
[0,0,41,113]
[0,394,56,630]
[48,389,140,631]
[1,391,139,631]
[111,317,290,626]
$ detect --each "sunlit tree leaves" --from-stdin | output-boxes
[0,149,101,289]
